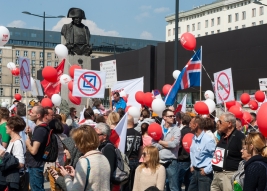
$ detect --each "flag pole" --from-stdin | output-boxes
[25,92,28,128]
[200,46,202,101]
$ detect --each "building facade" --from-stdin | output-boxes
[166,0,267,41]
[0,27,162,105]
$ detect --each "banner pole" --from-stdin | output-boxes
[109,88,112,110]
[86,98,89,108]
[25,92,28,127]
[224,101,227,112]
[200,46,202,101]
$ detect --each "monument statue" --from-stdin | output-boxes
[61,8,92,56]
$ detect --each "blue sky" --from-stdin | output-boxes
[0,0,215,41]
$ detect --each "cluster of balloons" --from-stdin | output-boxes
[194,90,216,115]
[7,62,20,76]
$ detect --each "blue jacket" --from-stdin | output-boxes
[112,97,126,111]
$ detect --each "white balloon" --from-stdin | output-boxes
[7,62,16,70]
[60,74,72,86]
[1,102,7,107]
[55,44,68,59]
[172,70,181,79]
[128,106,140,118]
[204,99,216,114]
[120,91,127,97]
[152,99,166,117]
[0,26,10,46]
[51,94,62,106]
[204,90,215,100]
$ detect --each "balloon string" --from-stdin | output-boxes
[66,59,72,67]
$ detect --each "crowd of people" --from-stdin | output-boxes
[0,92,266,191]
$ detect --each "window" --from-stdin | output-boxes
[31,51,35,57]
[217,17,221,25]
[15,89,19,94]
[197,22,201,30]
[0,66,1,73]
[228,15,232,23]
[16,59,18,65]
[192,24,195,31]
[55,54,58,59]
[260,6,264,15]
[211,31,214,34]
[31,33,37,37]
[32,67,35,76]
[0,49,2,54]
[16,50,20,56]
[205,32,208,36]
[228,28,231,31]
[252,8,256,17]
[40,52,43,58]
[0,76,1,83]
[168,29,171,36]
[0,88,3,96]
[260,20,264,24]
[15,77,19,84]
[40,61,44,68]
[217,30,220,33]
[205,20,208,28]
[235,13,239,21]
[173,28,175,35]
[24,51,28,57]
[47,61,51,66]
[0,58,1,64]
[55,62,59,67]
[211,19,214,27]
[242,25,246,28]
[32,60,35,66]
[187,25,190,32]
[242,11,246,20]
[178,27,181,34]
[235,26,238,29]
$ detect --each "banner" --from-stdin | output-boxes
[112,77,144,109]
[19,57,31,92]
[214,68,235,104]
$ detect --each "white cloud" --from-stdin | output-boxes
[139,5,152,11]
[140,31,153,40]
[154,7,170,13]
[135,12,150,21]
[52,18,120,37]
[7,20,26,28]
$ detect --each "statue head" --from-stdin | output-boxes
[72,17,82,25]
[67,8,86,20]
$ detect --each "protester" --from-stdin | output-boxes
[177,113,192,191]
[66,107,79,129]
[0,107,10,149]
[95,115,106,123]
[188,116,216,191]
[133,146,166,191]
[25,106,49,191]
[43,107,54,123]
[79,107,96,127]
[152,109,181,191]
[122,115,143,191]
[106,112,120,129]
[135,109,155,133]
[246,112,258,134]
[231,140,252,190]
[175,112,184,129]
[141,122,152,148]
[235,118,243,132]
[92,99,105,115]
[243,132,267,191]
[211,112,245,191]
[0,116,26,191]
[117,108,125,120]
[54,114,70,136]
[54,125,111,190]
[204,117,217,143]
[112,92,126,111]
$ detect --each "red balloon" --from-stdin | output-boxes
[42,66,57,82]
[122,96,128,103]
[240,93,250,105]
[255,91,265,102]
[68,80,73,92]
[194,102,209,115]
[225,101,236,110]
[143,92,154,108]
[229,105,243,119]
[135,91,144,105]
[182,133,194,153]
[180,32,196,51]
[242,111,252,125]
[125,105,132,112]
[148,123,162,141]
[69,65,82,78]
[235,101,242,108]
[68,91,81,105]
[14,93,22,101]
[257,103,267,137]
[162,84,172,96]
[41,98,53,107]
[11,68,20,76]
[249,100,258,110]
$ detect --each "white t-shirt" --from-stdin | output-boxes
[6,138,26,164]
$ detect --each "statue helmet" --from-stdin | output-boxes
[67,8,86,19]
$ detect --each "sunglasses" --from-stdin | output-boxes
[217,120,229,124]
[166,115,176,118]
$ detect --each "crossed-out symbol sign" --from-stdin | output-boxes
[212,150,223,164]
[77,71,102,96]
[20,59,30,89]
[216,72,230,101]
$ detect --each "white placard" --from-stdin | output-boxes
[72,69,106,98]
[100,60,117,88]
[19,57,31,92]
[31,79,44,96]
[214,68,235,104]
[212,147,225,168]
[259,78,267,91]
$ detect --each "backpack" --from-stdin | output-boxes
[38,123,58,162]
[102,143,130,185]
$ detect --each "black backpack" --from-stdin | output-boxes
[39,123,58,162]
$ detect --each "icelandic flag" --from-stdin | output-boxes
[165,48,202,105]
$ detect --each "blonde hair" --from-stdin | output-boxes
[245,132,267,158]
[139,146,160,174]
[71,125,99,154]
[60,113,67,124]
[106,112,120,126]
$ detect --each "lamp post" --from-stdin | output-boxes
[253,0,267,6]
[22,11,64,67]
[174,0,179,70]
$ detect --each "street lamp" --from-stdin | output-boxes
[253,0,267,6]
[22,11,64,67]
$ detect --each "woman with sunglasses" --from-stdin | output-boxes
[243,132,267,191]
[133,146,166,191]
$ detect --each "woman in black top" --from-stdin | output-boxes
[243,132,267,191]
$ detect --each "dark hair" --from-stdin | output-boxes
[162,109,173,117]
[141,122,149,136]
[7,116,26,132]
[93,100,101,108]
[95,115,106,123]
[193,116,205,130]
[141,109,150,118]
[13,100,19,104]
[54,114,62,121]
[182,114,192,125]
[16,102,26,116]
[49,119,64,134]
[44,107,53,115]
[70,107,76,113]
[176,112,182,120]
[84,107,94,119]
[0,107,10,120]
[113,92,120,97]
[250,112,257,118]
[35,106,45,118]
[117,108,125,119]
[204,118,214,131]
